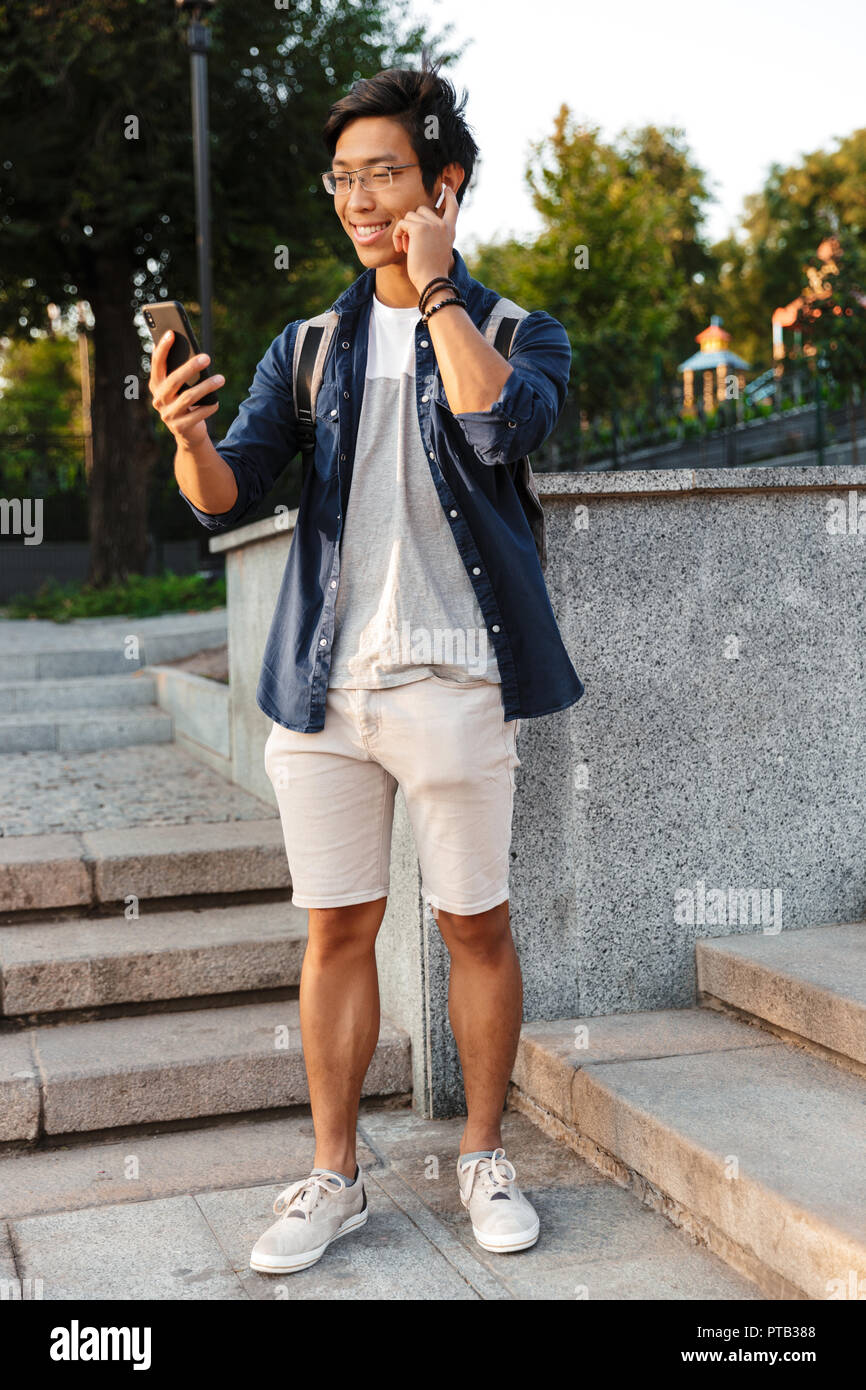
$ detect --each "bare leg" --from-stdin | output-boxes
[433,900,523,1155]
[299,897,387,1176]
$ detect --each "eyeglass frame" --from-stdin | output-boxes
[320,163,420,195]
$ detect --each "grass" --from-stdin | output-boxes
[2,570,226,623]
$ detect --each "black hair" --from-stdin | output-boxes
[322,58,479,206]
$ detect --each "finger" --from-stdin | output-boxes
[170,401,221,436]
[163,374,224,422]
[442,184,459,228]
[148,330,174,393]
[155,353,211,410]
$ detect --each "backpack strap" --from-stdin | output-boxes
[293,310,340,480]
[482,298,548,573]
[482,296,528,358]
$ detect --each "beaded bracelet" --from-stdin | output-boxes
[421,294,467,324]
[419,276,457,314]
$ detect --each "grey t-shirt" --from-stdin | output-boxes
[327,292,501,690]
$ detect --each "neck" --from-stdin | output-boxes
[374,251,456,308]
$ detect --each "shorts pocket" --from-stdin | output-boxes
[427,673,492,690]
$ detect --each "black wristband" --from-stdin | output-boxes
[419,276,457,314]
[421,294,467,324]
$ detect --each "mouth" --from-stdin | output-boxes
[350,219,392,246]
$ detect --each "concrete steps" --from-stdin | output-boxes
[0,705,173,753]
[509,926,866,1300]
[0,820,291,914]
[0,614,227,681]
[0,900,308,1014]
[1,999,411,1141]
[696,921,866,1067]
[0,673,157,713]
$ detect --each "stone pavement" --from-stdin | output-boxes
[0,1104,763,1301]
[0,742,276,837]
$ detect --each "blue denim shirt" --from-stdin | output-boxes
[180,247,585,732]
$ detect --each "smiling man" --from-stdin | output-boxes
[149,59,584,1278]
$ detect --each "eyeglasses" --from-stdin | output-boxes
[321,163,420,195]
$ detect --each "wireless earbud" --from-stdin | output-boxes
[435,186,446,209]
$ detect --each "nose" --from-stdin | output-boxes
[344,177,376,216]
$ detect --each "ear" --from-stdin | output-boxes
[440,161,465,199]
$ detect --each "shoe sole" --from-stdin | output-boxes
[249,1208,368,1274]
[470,1220,540,1253]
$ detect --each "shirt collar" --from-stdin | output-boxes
[331,245,473,314]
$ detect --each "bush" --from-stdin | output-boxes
[3,570,226,622]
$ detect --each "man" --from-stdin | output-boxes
[149,60,584,1276]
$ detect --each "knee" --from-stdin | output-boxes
[436,903,513,962]
[305,898,386,961]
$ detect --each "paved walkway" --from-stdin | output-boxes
[0,1105,762,1301]
[0,743,276,837]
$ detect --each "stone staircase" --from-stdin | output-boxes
[507,921,866,1301]
[0,611,226,753]
[0,615,411,1150]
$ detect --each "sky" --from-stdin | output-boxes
[419,0,866,257]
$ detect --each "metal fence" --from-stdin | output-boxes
[534,363,864,472]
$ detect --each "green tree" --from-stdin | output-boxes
[471,109,716,419]
[789,230,866,463]
[712,129,866,370]
[0,0,456,583]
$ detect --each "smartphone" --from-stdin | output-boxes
[141,300,218,407]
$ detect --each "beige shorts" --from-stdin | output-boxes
[263,675,521,915]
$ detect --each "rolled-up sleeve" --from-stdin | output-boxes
[434,310,572,467]
[179,320,301,532]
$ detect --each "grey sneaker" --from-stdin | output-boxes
[249,1164,368,1274]
[457,1148,540,1253]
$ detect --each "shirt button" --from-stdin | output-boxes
[330,579,337,588]
[343,391,349,398]
[421,395,429,403]
[428,451,435,460]
[340,454,346,461]
[330,409,338,417]
[472,566,481,575]
[342,341,350,349]
[449,509,457,518]
[420,339,429,348]
[319,638,327,647]
[507,420,517,428]
[492,625,500,633]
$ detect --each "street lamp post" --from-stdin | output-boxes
[177,0,215,357]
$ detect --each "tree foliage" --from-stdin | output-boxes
[711,128,866,370]
[470,107,718,414]
[0,0,458,579]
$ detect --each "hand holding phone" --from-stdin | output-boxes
[144,300,224,448]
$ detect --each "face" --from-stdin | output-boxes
[330,115,458,266]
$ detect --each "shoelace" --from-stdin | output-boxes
[460,1147,517,1199]
[272,1172,346,1223]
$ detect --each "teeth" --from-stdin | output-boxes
[353,222,388,236]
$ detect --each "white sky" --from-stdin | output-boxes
[421,0,866,255]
